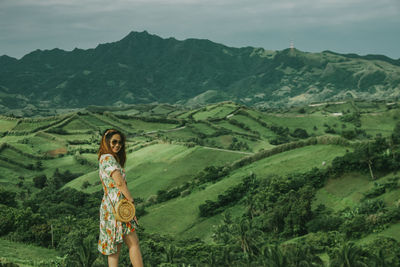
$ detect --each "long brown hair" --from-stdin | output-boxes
[97,129,126,167]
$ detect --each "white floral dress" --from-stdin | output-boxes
[98,154,136,255]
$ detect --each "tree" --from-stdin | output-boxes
[391,122,400,145]
[259,245,288,267]
[282,243,323,267]
[0,187,17,207]
[164,244,179,264]
[291,128,309,139]
[354,138,387,180]
[33,174,47,189]
[329,242,370,267]
[35,160,43,170]
[389,122,400,160]
[75,235,98,267]
[232,218,262,257]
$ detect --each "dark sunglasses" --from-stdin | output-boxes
[111,139,123,146]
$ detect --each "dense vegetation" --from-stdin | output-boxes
[1,101,400,266]
[1,31,400,117]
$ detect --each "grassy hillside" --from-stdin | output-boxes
[140,144,349,241]
[1,100,400,266]
[0,238,61,267]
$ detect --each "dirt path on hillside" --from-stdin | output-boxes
[46,147,67,156]
[145,126,186,134]
[201,146,254,155]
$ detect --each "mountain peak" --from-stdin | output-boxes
[122,30,152,40]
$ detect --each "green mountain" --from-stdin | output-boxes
[1,31,399,115]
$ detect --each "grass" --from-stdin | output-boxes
[66,143,245,198]
[11,119,58,132]
[162,127,196,140]
[125,144,245,198]
[313,171,400,213]
[358,222,400,245]
[255,111,353,136]
[236,144,349,179]
[61,117,94,132]
[0,100,399,250]
[150,104,177,115]
[322,102,357,114]
[140,144,349,240]
[313,172,371,212]
[0,238,61,267]
[8,135,62,154]
[193,104,237,120]
[215,120,256,135]
[207,134,234,148]
[63,170,100,193]
[46,132,93,142]
[190,122,218,135]
[0,148,36,164]
[360,109,398,137]
[229,114,275,138]
[114,109,141,116]
[0,160,39,189]
[80,114,112,127]
[139,168,247,239]
[122,118,180,132]
[42,155,95,178]
[0,118,18,131]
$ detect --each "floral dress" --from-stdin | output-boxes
[98,154,136,255]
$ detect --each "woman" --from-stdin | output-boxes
[97,129,143,267]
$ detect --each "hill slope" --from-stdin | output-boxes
[1,101,400,266]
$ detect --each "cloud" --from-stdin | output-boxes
[0,0,399,58]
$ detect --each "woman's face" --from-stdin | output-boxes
[109,134,123,153]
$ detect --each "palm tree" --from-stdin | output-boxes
[164,244,178,264]
[259,244,288,267]
[221,245,234,266]
[329,242,369,267]
[76,235,98,267]
[282,244,323,267]
[207,249,218,267]
[233,218,263,257]
[369,247,391,267]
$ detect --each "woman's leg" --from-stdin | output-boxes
[108,243,122,267]
[124,231,143,267]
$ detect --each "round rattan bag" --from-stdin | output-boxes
[113,199,136,223]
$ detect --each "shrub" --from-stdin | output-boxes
[33,174,47,189]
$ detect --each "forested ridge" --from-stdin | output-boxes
[1,31,400,115]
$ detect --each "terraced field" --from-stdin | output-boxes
[1,100,399,265]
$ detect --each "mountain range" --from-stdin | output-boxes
[0,30,399,113]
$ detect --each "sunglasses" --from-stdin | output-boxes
[111,139,123,146]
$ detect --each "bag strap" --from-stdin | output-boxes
[99,175,118,215]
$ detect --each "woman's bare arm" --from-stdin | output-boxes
[111,170,140,225]
[111,170,134,203]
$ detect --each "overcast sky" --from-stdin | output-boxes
[1,0,399,59]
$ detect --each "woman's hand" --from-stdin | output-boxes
[133,215,139,226]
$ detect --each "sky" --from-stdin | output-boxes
[0,0,399,60]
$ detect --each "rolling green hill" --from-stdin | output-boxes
[1,100,400,266]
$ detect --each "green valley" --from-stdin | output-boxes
[1,100,400,266]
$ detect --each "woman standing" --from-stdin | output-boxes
[97,129,143,267]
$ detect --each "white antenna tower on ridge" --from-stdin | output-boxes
[290,40,294,50]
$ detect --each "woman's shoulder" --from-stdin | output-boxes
[99,153,117,163]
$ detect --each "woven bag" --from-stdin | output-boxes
[112,199,136,223]
[99,176,136,223]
